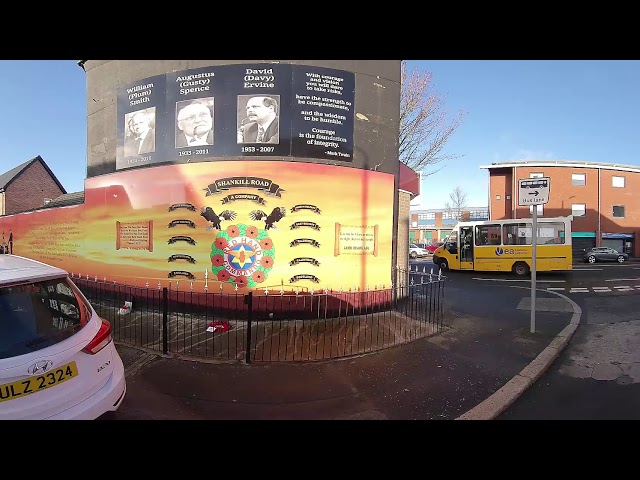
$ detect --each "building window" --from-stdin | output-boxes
[529,172,544,178]
[613,205,625,218]
[417,213,436,220]
[572,204,586,217]
[529,205,543,216]
[496,195,501,200]
[469,210,488,218]
[506,195,511,200]
[612,176,625,188]
[572,173,586,186]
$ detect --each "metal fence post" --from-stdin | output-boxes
[162,287,168,355]
[245,291,253,364]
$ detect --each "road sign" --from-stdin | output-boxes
[518,177,550,206]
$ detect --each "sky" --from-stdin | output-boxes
[0,60,87,193]
[405,60,640,210]
[1,60,639,209]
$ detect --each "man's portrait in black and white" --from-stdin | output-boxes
[123,108,156,157]
[175,98,214,148]
[237,95,280,144]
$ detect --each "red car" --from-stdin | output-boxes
[426,242,444,254]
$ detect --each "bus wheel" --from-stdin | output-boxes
[439,259,449,271]
[513,262,530,277]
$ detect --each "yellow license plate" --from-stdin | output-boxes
[0,362,79,403]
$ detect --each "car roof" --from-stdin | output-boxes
[0,255,68,286]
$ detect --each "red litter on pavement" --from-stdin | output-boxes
[207,321,231,333]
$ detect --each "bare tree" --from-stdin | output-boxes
[400,61,467,175]
[444,186,468,220]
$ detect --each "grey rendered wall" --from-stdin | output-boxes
[83,60,401,179]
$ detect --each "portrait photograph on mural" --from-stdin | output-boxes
[175,98,214,148]
[116,74,167,170]
[236,95,280,145]
[123,107,156,157]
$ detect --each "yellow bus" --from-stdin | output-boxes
[431,216,573,276]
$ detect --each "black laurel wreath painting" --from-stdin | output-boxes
[115,65,355,170]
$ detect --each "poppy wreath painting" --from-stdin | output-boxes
[210,223,275,288]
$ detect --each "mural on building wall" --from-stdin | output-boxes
[0,162,393,292]
[116,64,355,171]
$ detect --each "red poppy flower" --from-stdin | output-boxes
[260,238,273,250]
[261,256,274,268]
[252,271,266,283]
[234,275,248,288]
[226,225,239,237]
[246,226,259,238]
[215,237,228,250]
[217,270,230,281]
[211,254,225,267]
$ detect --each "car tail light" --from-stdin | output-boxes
[82,318,113,354]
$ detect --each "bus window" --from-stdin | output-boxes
[475,224,502,246]
[445,231,458,254]
[539,223,565,244]
[503,223,531,245]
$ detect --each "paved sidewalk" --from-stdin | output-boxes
[111,288,580,420]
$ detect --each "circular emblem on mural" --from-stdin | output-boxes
[210,223,275,288]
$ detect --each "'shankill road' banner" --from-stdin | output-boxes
[204,177,285,197]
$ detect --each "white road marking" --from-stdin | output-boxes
[472,278,566,283]
[571,268,603,271]
[592,287,612,292]
[604,278,640,282]
[569,288,590,293]
[547,287,566,291]
[614,286,634,290]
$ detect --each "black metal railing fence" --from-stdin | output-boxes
[74,268,445,364]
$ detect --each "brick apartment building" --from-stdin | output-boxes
[0,156,67,216]
[409,207,489,244]
[482,160,640,257]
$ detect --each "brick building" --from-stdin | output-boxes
[409,207,489,244]
[0,156,66,216]
[482,160,640,257]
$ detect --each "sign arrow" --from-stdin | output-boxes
[528,190,540,196]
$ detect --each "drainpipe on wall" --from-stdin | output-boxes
[597,168,601,247]
[513,167,517,218]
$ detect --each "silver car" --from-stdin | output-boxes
[583,247,629,264]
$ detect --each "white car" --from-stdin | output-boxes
[0,255,126,419]
[409,244,429,259]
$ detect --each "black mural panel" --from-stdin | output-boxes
[290,66,355,161]
[116,75,167,170]
[226,63,292,158]
[165,66,221,163]
[115,65,354,170]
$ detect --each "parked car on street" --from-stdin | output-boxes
[583,247,629,264]
[409,244,430,259]
[426,242,444,254]
[0,255,126,420]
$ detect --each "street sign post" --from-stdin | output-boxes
[518,177,551,334]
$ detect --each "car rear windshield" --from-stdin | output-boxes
[0,276,91,360]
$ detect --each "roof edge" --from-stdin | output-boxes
[480,161,640,174]
[2,156,67,194]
